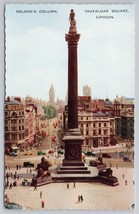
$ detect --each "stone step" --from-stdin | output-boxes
[57,170,91,174]
[60,166,88,170]
[52,174,119,186]
[52,174,98,181]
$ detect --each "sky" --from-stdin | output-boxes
[5,4,135,101]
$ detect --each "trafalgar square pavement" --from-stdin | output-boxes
[4,165,134,210]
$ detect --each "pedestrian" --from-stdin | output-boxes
[122,174,125,179]
[6,172,9,180]
[40,191,42,198]
[6,180,9,188]
[9,183,12,189]
[16,164,18,170]
[133,180,135,185]
[67,183,69,189]
[125,180,127,185]
[78,195,80,203]
[34,184,37,190]
[30,168,32,173]
[80,195,83,202]
[73,182,76,188]
[41,200,45,208]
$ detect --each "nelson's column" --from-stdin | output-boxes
[31,10,118,186]
[62,9,85,167]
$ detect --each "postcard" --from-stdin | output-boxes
[4,3,135,210]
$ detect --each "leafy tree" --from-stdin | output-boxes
[42,105,58,119]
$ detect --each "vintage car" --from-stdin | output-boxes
[23,161,34,168]
[10,152,18,157]
[24,151,33,155]
[102,153,111,158]
[37,151,46,155]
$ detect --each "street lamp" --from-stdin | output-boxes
[98,136,102,157]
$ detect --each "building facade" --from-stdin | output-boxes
[78,111,115,148]
[83,85,92,97]
[121,111,134,140]
[63,103,116,149]
[5,97,25,152]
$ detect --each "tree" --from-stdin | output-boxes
[42,105,58,119]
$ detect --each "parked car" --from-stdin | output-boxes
[24,151,33,155]
[102,153,111,158]
[37,150,46,155]
[119,151,124,158]
[23,161,34,167]
[123,157,132,162]
[48,149,54,154]
[22,179,29,186]
[57,150,64,155]
[10,152,18,157]
[89,158,103,166]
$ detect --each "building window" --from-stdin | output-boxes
[86,123,88,127]
[12,134,17,140]
[93,123,96,127]
[130,124,133,128]
[5,127,8,131]
[86,130,89,135]
[81,117,83,120]
[104,130,107,135]
[93,130,96,135]
[5,134,10,141]
[81,123,83,127]
[12,112,18,117]
[86,140,89,145]
[11,120,16,124]
[86,117,88,120]
[19,134,22,140]
[104,123,107,127]
[98,129,101,135]
[99,123,101,127]
[11,127,17,131]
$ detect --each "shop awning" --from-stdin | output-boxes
[11,146,18,150]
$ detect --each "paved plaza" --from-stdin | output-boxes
[4,166,134,211]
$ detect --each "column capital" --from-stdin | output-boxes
[65,33,80,46]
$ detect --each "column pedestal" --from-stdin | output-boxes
[62,129,84,166]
